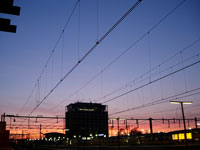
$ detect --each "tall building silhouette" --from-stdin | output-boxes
[65,102,108,139]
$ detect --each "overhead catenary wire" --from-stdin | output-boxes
[180,51,188,92]
[60,30,65,78]
[78,0,81,61]
[95,38,200,102]
[102,59,200,104]
[17,0,80,115]
[48,0,188,110]
[96,0,99,41]
[27,0,142,117]
[126,53,199,90]
[37,79,40,103]
[109,87,200,116]
[49,51,199,114]
[131,103,200,117]
[50,40,200,112]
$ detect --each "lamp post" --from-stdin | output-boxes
[170,101,192,145]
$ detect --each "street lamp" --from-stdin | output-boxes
[170,101,192,144]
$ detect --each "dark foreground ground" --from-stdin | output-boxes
[9,144,200,150]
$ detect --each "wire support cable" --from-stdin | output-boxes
[126,53,200,87]
[146,103,200,116]
[17,0,80,115]
[109,87,200,116]
[95,38,200,102]
[50,0,189,109]
[27,0,142,116]
[103,59,200,104]
[100,53,199,103]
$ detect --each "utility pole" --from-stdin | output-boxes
[136,119,139,128]
[117,118,120,150]
[40,124,42,140]
[22,130,24,140]
[149,118,153,134]
[180,102,188,146]
[0,113,4,121]
[149,118,153,142]
[125,119,128,135]
[195,117,198,129]
[28,117,30,129]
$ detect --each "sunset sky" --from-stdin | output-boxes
[1,0,200,134]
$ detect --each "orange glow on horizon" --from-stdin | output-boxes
[6,117,198,140]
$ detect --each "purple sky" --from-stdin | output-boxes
[1,0,200,121]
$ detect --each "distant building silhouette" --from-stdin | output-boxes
[65,102,108,139]
[0,115,9,149]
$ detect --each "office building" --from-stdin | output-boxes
[65,102,108,139]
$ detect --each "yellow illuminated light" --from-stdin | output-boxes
[176,133,192,140]
[179,133,185,140]
[172,134,178,140]
[186,133,192,139]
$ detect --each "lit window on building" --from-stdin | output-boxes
[186,133,192,139]
[179,133,185,140]
[172,134,178,140]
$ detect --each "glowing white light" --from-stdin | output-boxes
[170,101,192,104]
[82,137,86,140]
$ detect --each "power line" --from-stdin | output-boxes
[109,87,200,116]
[133,103,200,117]
[77,0,80,60]
[49,0,189,110]
[102,53,199,104]
[4,114,64,119]
[102,59,200,104]
[49,51,199,114]
[96,0,99,41]
[95,49,200,102]
[17,0,80,115]
[27,0,142,116]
